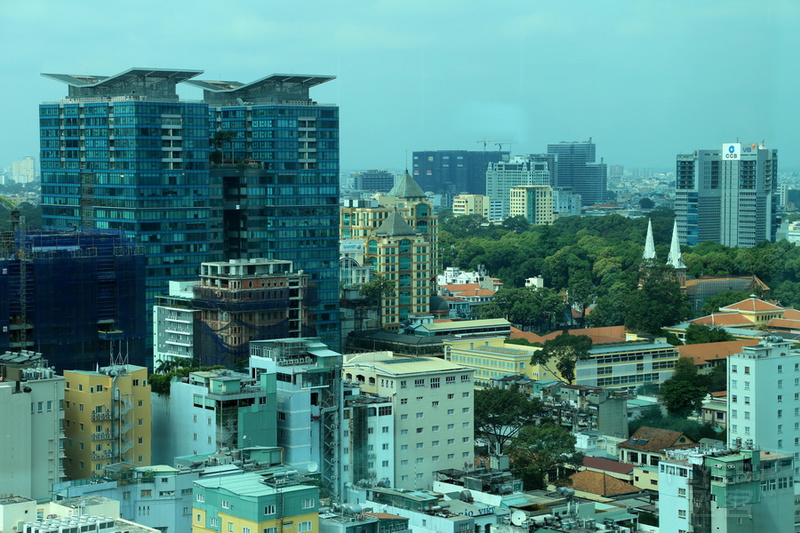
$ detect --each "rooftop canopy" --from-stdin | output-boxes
[186,74,335,105]
[42,67,204,100]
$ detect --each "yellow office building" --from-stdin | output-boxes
[509,185,555,225]
[63,365,151,479]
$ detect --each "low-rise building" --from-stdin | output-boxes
[192,472,319,533]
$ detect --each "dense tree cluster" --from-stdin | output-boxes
[441,210,800,332]
[473,386,542,455]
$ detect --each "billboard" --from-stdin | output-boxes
[723,143,741,160]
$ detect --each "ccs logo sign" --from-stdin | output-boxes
[723,143,741,160]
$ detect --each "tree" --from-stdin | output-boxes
[477,287,565,333]
[659,357,707,417]
[210,129,238,164]
[359,275,396,328]
[639,197,655,209]
[474,386,542,456]
[625,265,691,335]
[567,274,597,328]
[684,324,734,345]
[531,332,593,384]
[507,423,583,490]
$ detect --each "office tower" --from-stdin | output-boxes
[485,156,550,221]
[153,258,309,368]
[552,187,581,218]
[193,472,319,533]
[727,337,800,477]
[340,172,437,330]
[11,157,35,184]
[675,142,778,247]
[354,169,395,192]
[509,185,555,225]
[187,75,341,351]
[547,139,607,206]
[343,353,475,491]
[659,447,793,533]
[0,351,65,500]
[451,194,490,219]
[0,228,146,371]
[63,363,151,479]
[412,150,509,201]
[150,368,277,465]
[249,338,343,497]
[40,69,212,349]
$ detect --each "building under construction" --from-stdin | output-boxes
[154,258,313,368]
[0,228,146,371]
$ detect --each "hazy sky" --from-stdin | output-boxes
[2,0,798,172]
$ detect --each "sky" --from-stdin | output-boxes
[1,0,799,173]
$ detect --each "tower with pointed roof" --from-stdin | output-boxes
[643,219,657,261]
[340,171,437,330]
[667,219,687,287]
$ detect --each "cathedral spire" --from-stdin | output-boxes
[643,219,657,260]
[667,219,686,269]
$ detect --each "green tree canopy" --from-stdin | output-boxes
[659,357,707,417]
[625,265,691,335]
[700,290,752,316]
[684,324,735,345]
[507,423,583,490]
[474,386,543,455]
[531,332,593,384]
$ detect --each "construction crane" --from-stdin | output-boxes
[476,138,515,152]
[0,195,30,349]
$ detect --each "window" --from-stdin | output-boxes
[382,426,389,433]
[400,380,407,388]
[401,398,408,404]
[678,488,686,497]
[416,457,424,464]
[463,436,470,443]
[222,499,230,509]
[416,427,423,433]
[263,528,277,533]
[141,489,152,497]
[229,523,233,532]
[462,391,470,397]
[447,393,454,399]
[243,528,251,533]
[447,409,455,415]
[448,423,454,430]
[462,407,470,413]
[298,521,312,533]
[432,425,439,431]
[301,498,315,509]
[448,453,455,459]
[416,442,423,448]
[264,505,276,515]
[196,493,204,502]
[416,412,423,418]
[678,510,686,519]
[414,378,425,387]
[448,438,455,445]
[432,440,439,446]
[400,414,408,420]
[430,377,440,388]
[431,401,439,407]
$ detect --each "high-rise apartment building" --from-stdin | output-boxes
[0,351,65,500]
[63,364,151,479]
[547,139,607,206]
[412,150,509,201]
[727,337,800,477]
[41,69,341,351]
[343,353,475,491]
[340,173,437,330]
[451,194,490,219]
[675,142,778,247]
[12,157,35,184]
[354,169,395,192]
[188,74,340,351]
[40,69,212,336]
[485,156,550,221]
[509,185,555,225]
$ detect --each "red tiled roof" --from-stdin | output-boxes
[583,457,634,475]
[510,326,627,346]
[678,341,759,366]
[570,470,641,497]
[689,313,752,327]
[721,297,783,312]
[782,309,800,320]
[619,426,695,453]
[767,318,800,330]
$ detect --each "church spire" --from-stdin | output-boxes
[667,219,686,269]
[643,219,656,260]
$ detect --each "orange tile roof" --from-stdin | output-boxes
[583,457,634,475]
[711,391,727,398]
[721,297,783,312]
[767,318,800,330]
[510,326,627,346]
[678,340,759,366]
[570,470,641,497]
[689,313,752,327]
[782,309,800,320]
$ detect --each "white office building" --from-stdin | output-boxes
[0,355,65,501]
[343,353,474,490]
[485,156,550,220]
[728,336,800,477]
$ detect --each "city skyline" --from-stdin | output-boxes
[1,1,799,172]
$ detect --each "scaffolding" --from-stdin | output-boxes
[0,228,146,371]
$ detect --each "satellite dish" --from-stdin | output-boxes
[307,461,319,473]
[511,510,527,526]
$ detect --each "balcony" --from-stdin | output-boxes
[91,432,112,441]
[92,411,114,422]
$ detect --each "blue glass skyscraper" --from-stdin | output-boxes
[41,70,341,353]
[187,75,340,350]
